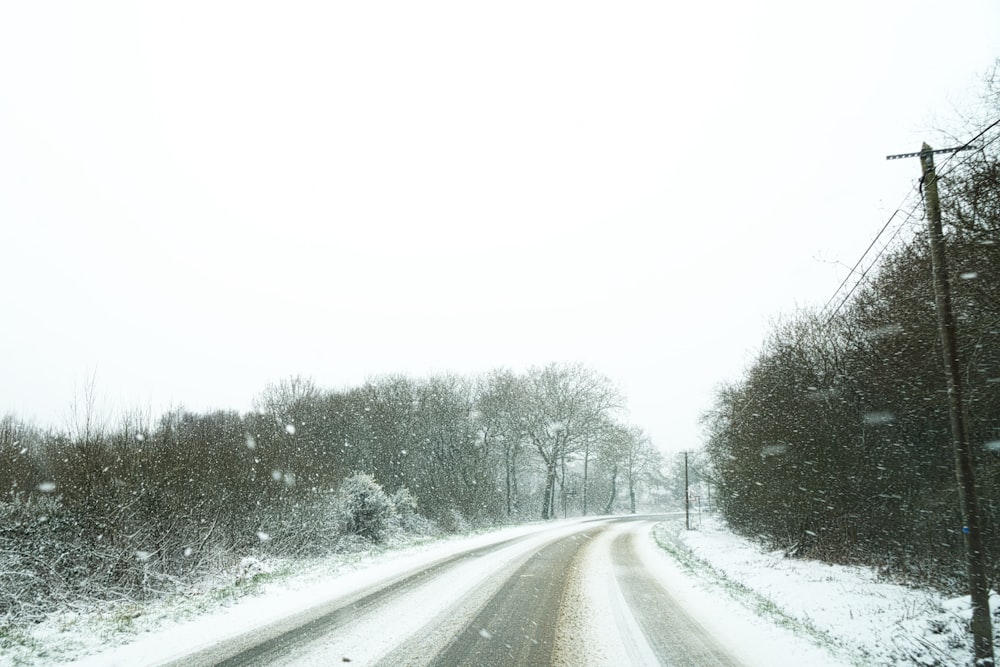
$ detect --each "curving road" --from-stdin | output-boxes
[167,515,744,667]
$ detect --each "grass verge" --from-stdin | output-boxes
[650,522,855,664]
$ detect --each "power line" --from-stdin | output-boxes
[823,202,924,325]
[820,115,1000,325]
[936,122,1000,180]
[819,184,922,321]
[936,115,1000,176]
[821,206,903,314]
[732,117,1000,425]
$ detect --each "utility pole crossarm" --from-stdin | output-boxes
[886,144,976,160]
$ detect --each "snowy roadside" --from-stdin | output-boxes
[5,513,996,667]
[656,514,1000,667]
[0,519,582,667]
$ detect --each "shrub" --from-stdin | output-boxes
[389,487,435,535]
[0,495,90,626]
[338,473,395,542]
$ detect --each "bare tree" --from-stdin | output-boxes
[521,363,622,519]
[597,421,651,514]
[475,369,528,518]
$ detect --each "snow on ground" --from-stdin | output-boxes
[554,519,845,667]
[670,514,1000,666]
[3,513,997,666]
[2,520,582,667]
[636,520,848,667]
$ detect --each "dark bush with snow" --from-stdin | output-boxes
[0,496,80,625]
[389,486,435,534]
[338,473,395,542]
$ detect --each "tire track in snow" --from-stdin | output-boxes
[176,522,609,667]
[610,523,744,665]
[394,528,603,667]
[166,533,535,667]
[553,517,745,666]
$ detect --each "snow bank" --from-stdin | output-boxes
[669,514,1000,666]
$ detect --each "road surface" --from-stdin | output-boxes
[167,515,744,666]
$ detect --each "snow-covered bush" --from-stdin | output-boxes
[338,473,395,542]
[391,486,418,516]
[251,492,343,557]
[389,486,435,535]
[436,507,470,534]
[0,495,92,626]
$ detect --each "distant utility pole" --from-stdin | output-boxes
[684,451,690,531]
[888,143,994,666]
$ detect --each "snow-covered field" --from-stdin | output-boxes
[1,513,995,666]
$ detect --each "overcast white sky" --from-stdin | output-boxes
[1,1,998,452]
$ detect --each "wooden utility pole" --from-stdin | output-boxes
[890,143,994,666]
[684,451,690,531]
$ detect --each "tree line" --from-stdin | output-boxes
[702,75,1000,592]
[0,362,662,627]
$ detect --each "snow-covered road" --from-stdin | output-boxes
[144,515,740,666]
[61,515,846,667]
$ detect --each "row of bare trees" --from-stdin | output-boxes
[249,363,660,521]
[0,363,659,627]
[702,80,1000,591]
